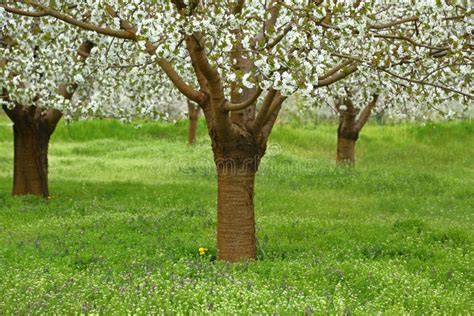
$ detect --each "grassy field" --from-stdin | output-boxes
[0,114,473,314]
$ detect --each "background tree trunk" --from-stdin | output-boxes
[3,105,62,198]
[336,134,356,166]
[217,170,257,261]
[187,101,200,145]
[12,123,50,197]
[336,104,359,166]
[335,95,377,166]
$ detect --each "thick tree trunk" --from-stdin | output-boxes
[212,139,262,262]
[3,105,61,198]
[217,170,257,261]
[187,101,199,145]
[12,124,50,197]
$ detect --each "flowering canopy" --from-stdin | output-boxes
[0,1,471,124]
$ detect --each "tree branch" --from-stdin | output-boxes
[317,64,359,87]
[157,58,207,104]
[380,68,473,99]
[262,92,286,126]
[319,60,354,81]
[6,1,136,40]
[374,34,449,51]
[234,0,246,14]
[186,34,235,139]
[355,94,378,131]
[224,87,263,111]
[266,23,293,49]
[187,35,225,103]
[2,103,20,122]
[43,108,63,130]
[0,5,48,17]
[369,16,419,29]
[252,89,277,133]
[252,0,281,48]
[258,93,286,144]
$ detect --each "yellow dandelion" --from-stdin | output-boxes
[198,247,208,256]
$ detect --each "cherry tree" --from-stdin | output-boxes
[0,15,97,196]
[0,14,190,196]
[283,0,472,165]
[313,63,472,165]
[1,0,471,261]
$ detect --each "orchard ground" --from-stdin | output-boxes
[0,114,472,314]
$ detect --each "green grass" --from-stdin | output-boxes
[0,114,473,314]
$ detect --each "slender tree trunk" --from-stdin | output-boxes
[187,101,200,145]
[217,170,257,261]
[3,105,61,198]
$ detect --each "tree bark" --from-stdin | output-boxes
[187,101,200,145]
[217,170,257,261]
[336,133,357,166]
[213,138,262,262]
[3,105,61,198]
[336,101,359,166]
[12,123,50,197]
